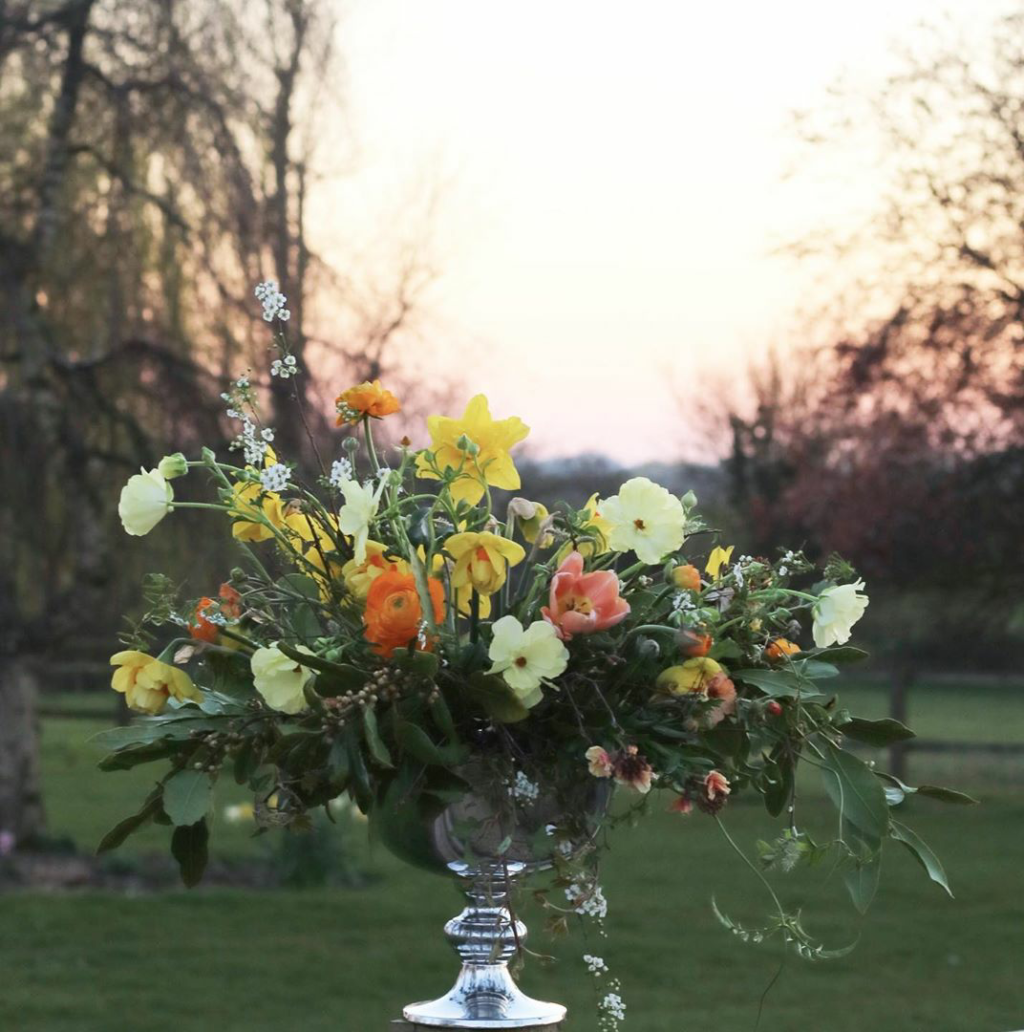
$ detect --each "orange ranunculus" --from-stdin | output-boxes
[363,566,445,658]
[672,564,702,592]
[765,637,801,660]
[335,380,401,425]
[678,629,713,657]
[189,583,244,643]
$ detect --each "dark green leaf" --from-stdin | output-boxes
[915,785,980,806]
[731,668,824,700]
[890,819,953,898]
[842,823,881,914]
[92,716,227,750]
[362,708,394,768]
[290,602,323,643]
[171,819,209,887]
[805,645,869,665]
[463,672,532,723]
[820,743,889,848]
[708,639,743,661]
[763,751,794,818]
[163,769,213,826]
[429,692,459,744]
[838,716,916,747]
[97,791,163,854]
[794,659,840,680]
[99,740,179,771]
[278,573,321,599]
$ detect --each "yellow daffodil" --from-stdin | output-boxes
[230,479,286,542]
[519,502,554,548]
[341,540,397,599]
[656,657,724,696]
[416,394,529,505]
[110,651,200,715]
[705,545,735,579]
[445,531,526,615]
[601,477,685,565]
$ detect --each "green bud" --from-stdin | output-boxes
[342,436,359,454]
[158,453,189,480]
[201,447,217,465]
[681,490,697,511]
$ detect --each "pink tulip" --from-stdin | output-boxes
[541,551,630,641]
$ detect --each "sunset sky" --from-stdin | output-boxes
[317,0,1011,463]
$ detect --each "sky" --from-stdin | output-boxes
[315,0,1011,464]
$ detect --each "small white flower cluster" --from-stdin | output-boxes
[254,280,290,322]
[600,991,626,1023]
[329,457,354,488]
[417,620,429,649]
[671,591,697,613]
[567,882,608,920]
[197,603,227,627]
[375,465,393,481]
[271,355,298,378]
[260,463,291,492]
[511,771,540,805]
[584,954,609,974]
[231,417,272,466]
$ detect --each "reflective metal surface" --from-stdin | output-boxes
[401,771,607,1028]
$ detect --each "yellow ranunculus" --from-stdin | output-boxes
[415,394,529,505]
[705,545,735,580]
[230,479,286,542]
[656,657,724,696]
[110,651,200,715]
[445,530,526,615]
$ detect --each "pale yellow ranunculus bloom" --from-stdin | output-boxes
[251,644,316,715]
[118,468,174,537]
[601,477,685,565]
[487,616,568,704]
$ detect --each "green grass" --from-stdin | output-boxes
[4,679,1023,1031]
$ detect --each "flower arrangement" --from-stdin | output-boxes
[100,284,971,1024]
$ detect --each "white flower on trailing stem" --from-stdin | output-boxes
[487,616,569,704]
[260,463,291,493]
[118,468,174,536]
[600,476,685,565]
[328,458,353,488]
[337,477,387,563]
[812,580,869,647]
[251,644,316,714]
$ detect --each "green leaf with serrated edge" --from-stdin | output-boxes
[171,819,209,887]
[837,716,917,747]
[820,743,889,848]
[730,669,825,699]
[97,790,163,854]
[362,708,394,768]
[890,819,953,898]
[163,769,213,826]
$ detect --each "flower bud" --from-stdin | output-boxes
[671,564,702,592]
[157,453,189,480]
[767,700,783,716]
[201,447,217,464]
[681,490,697,511]
[342,436,359,454]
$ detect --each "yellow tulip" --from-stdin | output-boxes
[656,657,724,696]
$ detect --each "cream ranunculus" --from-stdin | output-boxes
[600,477,685,565]
[251,644,316,714]
[812,580,869,647]
[337,478,386,563]
[118,468,174,536]
[487,615,569,705]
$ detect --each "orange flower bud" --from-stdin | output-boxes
[678,630,713,657]
[765,637,801,661]
[671,564,701,592]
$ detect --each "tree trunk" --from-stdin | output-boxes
[0,657,47,848]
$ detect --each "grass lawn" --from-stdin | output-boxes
[3,677,1023,1031]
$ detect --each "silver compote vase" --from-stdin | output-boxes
[391,763,609,1028]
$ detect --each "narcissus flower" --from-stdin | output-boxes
[230,479,286,542]
[672,564,702,592]
[765,637,801,660]
[338,478,387,563]
[446,531,526,615]
[118,468,174,536]
[601,477,685,565]
[585,745,614,778]
[363,566,445,658]
[110,651,200,715]
[341,540,397,599]
[488,616,569,703]
[251,644,316,714]
[519,501,554,548]
[541,551,630,641]
[705,545,734,579]
[656,657,724,695]
[335,380,401,425]
[812,581,869,647]
[416,394,529,505]
[282,507,343,593]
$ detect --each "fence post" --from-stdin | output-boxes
[889,663,915,782]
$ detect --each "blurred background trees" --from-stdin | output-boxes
[0,0,437,843]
